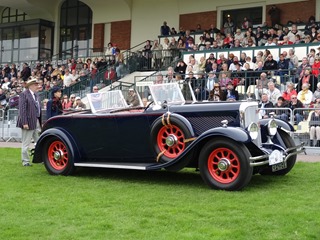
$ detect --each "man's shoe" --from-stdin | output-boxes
[23,162,32,167]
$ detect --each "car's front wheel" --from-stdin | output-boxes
[43,136,75,175]
[199,138,253,191]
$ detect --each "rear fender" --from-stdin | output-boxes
[33,128,81,163]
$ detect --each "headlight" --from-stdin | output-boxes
[268,119,278,136]
[248,122,259,140]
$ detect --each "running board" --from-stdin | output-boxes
[74,162,156,170]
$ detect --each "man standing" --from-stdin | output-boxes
[16,78,41,166]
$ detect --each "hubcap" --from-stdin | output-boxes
[217,158,230,171]
[53,150,63,161]
[165,134,178,147]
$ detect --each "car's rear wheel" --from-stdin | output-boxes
[151,116,193,163]
[43,136,75,175]
[199,138,253,191]
[260,129,297,176]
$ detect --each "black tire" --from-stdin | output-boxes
[260,129,296,176]
[151,116,193,164]
[42,136,75,175]
[199,138,253,191]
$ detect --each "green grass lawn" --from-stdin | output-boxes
[1,148,319,240]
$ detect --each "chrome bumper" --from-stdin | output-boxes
[249,142,305,167]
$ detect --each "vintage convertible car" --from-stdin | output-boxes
[33,83,304,191]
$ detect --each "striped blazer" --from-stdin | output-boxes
[16,89,41,130]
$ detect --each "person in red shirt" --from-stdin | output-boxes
[311,56,320,77]
[282,82,297,102]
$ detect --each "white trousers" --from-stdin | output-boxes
[310,126,320,140]
[21,122,40,165]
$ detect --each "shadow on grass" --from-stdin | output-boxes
[74,167,206,189]
[58,166,294,191]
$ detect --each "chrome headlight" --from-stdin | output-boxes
[268,119,278,136]
[248,122,259,140]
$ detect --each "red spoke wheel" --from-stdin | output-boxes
[157,125,186,158]
[199,138,253,191]
[48,141,69,171]
[207,148,240,184]
[43,137,75,175]
[151,115,194,170]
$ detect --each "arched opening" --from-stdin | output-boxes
[1,7,27,23]
[59,0,93,59]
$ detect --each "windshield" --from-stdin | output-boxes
[148,83,186,105]
[87,90,128,113]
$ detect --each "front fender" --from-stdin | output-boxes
[150,112,195,136]
[147,127,251,171]
[33,128,81,163]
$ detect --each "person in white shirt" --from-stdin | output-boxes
[63,69,73,87]
[266,81,281,105]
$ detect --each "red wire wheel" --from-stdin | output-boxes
[157,125,186,158]
[199,138,253,191]
[43,136,75,175]
[207,148,240,184]
[47,140,69,171]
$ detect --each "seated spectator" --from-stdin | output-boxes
[313,82,320,100]
[74,96,86,110]
[63,69,73,88]
[218,63,231,79]
[309,107,320,147]
[126,88,140,107]
[255,72,269,100]
[288,94,304,124]
[234,29,244,42]
[297,67,317,92]
[273,96,289,122]
[219,72,231,90]
[174,59,187,78]
[264,37,276,46]
[297,57,311,80]
[263,54,278,75]
[277,54,289,83]
[297,83,313,106]
[311,56,320,78]
[287,24,305,43]
[62,94,70,110]
[242,31,255,46]
[208,83,224,101]
[282,82,297,102]
[309,27,318,42]
[278,35,293,45]
[65,94,76,110]
[222,81,239,101]
[206,70,219,92]
[266,81,281,105]
[258,93,273,119]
